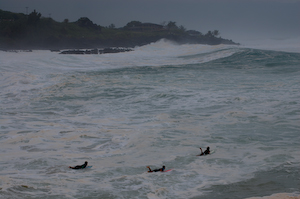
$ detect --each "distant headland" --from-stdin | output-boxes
[0,9,239,51]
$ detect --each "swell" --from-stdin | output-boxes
[201,48,300,71]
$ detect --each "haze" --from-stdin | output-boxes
[1,0,300,44]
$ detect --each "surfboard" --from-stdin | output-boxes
[86,166,92,169]
[163,169,172,172]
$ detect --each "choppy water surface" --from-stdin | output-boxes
[0,40,299,199]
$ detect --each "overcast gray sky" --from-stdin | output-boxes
[1,0,299,43]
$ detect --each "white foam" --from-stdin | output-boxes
[0,40,240,74]
[0,41,299,199]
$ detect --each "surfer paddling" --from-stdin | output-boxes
[199,147,210,156]
[147,165,165,172]
[69,161,88,169]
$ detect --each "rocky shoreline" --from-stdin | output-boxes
[1,47,134,54]
[1,39,239,55]
[59,47,133,55]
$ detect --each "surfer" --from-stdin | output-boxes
[69,161,88,169]
[199,147,210,156]
[147,165,165,172]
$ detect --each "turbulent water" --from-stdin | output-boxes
[0,39,299,199]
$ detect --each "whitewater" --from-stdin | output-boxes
[0,39,299,199]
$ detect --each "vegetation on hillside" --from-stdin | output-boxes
[0,9,238,50]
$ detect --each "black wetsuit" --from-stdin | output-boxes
[203,149,210,155]
[148,167,165,172]
[200,148,210,156]
[70,162,88,169]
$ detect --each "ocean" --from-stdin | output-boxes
[0,39,299,199]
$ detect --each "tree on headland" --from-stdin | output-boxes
[76,17,101,31]
[179,25,186,32]
[213,30,220,37]
[124,21,143,29]
[166,21,178,31]
[108,23,115,29]
[27,9,41,26]
[186,30,202,36]
[205,30,213,37]
[205,30,220,37]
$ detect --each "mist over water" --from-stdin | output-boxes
[0,40,299,199]
[234,35,300,53]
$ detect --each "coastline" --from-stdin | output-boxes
[0,38,239,52]
[0,9,239,52]
[0,38,239,54]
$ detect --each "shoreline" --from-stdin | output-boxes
[0,39,239,54]
[0,36,239,51]
[0,47,134,54]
